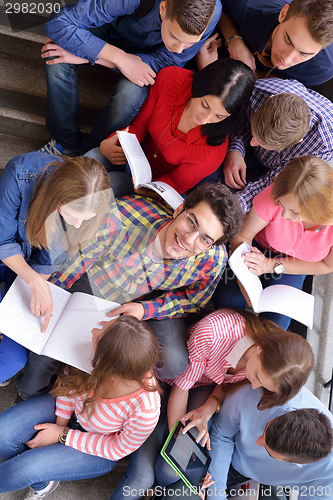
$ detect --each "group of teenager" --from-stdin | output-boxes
[0,0,333,498]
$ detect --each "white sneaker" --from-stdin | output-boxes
[37,139,63,156]
[21,481,60,500]
[0,379,10,387]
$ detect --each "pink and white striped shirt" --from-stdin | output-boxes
[166,309,253,390]
[55,377,160,461]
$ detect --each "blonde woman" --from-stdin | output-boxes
[0,152,110,385]
[214,155,333,328]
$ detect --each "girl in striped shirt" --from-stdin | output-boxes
[0,315,161,499]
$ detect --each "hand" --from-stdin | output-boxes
[242,246,275,275]
[29,275,53,332]
[25,423,65,448]
[107,302,145,321]
[116,52,156,87]
[41,38,89,65]
[100,134,127,165]
[181,406,213,449]
[223,150,247,189]
[227,37,256,73]
[196,33,221,70]
[199,473,215,499]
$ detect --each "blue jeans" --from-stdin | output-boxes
[0,393,117,493]
[0,336,28,384]
[85,148,134,198]
[44,25,149,151]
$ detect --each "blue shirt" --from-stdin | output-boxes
[229,78,333,213]
[0,152,64,274]
[208,385,333,499]
[45,0,222,71]
[222,0,333,87]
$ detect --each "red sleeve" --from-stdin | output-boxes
[156,138,228,194]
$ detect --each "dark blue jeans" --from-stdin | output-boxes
[44,26,149,151]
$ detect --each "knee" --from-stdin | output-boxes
[157,350,188,380]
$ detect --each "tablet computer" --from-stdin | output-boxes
[160,421,211,495]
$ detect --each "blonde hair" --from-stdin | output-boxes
[251,93,311,151]
[271,155,333,225]
[26,156,111,255]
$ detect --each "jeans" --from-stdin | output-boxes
[0,393,117,493]
[16,352,61,400]
[212,243,307,330]
[44,22,150,152]
[0,336,28,384]
[85,148,134,198]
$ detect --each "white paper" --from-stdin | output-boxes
[117,130,152,186]
[117,131,184,210]
[228,242,314,328]
[0,277,71,353]
[0,277,120,373]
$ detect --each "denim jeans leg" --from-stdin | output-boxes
[0,336,28,383]
[212,264,247,311]
[0,393,116,493]
[16,352,61,400]
[147,318,189,380]
[80,77,150,153]
[44,62,81,149]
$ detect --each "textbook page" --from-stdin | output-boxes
[117,130,152,186]
[43,293,120,373]
[228,243,263,310]
[0,277,71,354]
[139,181,183,210]
[117,131,184,210]
[256,285,314,329]
[228,242,314,328]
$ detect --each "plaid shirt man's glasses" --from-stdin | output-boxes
[180,209,214,252]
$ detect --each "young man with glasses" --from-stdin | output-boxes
[15,183,244,402]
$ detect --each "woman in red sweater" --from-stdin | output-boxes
[87,59,255,197]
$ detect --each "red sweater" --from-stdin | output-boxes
[110,66,228,194]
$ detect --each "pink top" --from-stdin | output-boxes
[253,185,333,261]
[165,309,253,390]
[55,377,160,461]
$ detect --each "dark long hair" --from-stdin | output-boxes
[191,58,255,146]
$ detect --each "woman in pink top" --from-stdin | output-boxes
[0,316,161,498]
[214,156,333,329]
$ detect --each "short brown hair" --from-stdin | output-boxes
[271,156,333,225]
[184,183,245,245]
[284,0,333,47]
[251,93,311,151]
[265,408,333,463]
[165,0,215,36]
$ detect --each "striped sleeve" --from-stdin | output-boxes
[65,391,161,461]
[55,396,76,420]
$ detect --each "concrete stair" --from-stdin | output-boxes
[0,1,119,171]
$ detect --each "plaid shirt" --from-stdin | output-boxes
[50,196,227,320]
[228,78,333,213]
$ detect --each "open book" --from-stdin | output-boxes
[228,243,314,328]
[0,277,120,373]
[117,130,184,210]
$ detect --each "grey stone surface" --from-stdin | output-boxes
[306,274,333,408]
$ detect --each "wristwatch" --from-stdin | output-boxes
[273,259,284,275]
[206,395,221,414]
[58,427,69,445]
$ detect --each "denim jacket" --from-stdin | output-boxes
[0,152,62,274]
